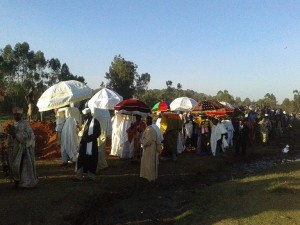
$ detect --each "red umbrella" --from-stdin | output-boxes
[114,99,151,116]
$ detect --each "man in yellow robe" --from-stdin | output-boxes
[140,116,162,182]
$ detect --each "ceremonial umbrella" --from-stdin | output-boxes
[152,101,170,112]
[88,87,123,112]
[192,100,225,112]
[37,80,93,112]
[192,100,232,116]
[170,97,197,112]
[114,99,151,116]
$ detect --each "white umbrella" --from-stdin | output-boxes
[37,80,92,112]
[170,97,197,112]
[88,87,123,112]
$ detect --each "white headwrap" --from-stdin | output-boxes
[82,108,91,115]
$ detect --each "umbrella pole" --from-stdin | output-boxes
[40,112,43,122]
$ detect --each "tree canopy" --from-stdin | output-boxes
[0,42,85,112]
[105,55,150,99]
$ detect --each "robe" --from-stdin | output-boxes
[210,123,227,156]
[61,117,79,163]
[127,120,146,160]
[77,117,101,174]
[222,119,235,147]
[140,125,161,182]
[93,108,112,173]
[7,120,38,188]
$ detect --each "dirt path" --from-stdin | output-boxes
[0,130,298,225]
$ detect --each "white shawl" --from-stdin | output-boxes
[86,118,95,155]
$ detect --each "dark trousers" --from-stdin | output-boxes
[235,138,247,155]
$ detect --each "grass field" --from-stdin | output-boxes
[175,161,300,225]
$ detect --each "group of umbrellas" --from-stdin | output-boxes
[152,98,234,116]
[36,80,235,117]
[36,80,151,116]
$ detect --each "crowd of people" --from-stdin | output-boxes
[1,100,296,189]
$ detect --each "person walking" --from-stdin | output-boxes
[74,108,101,181]
[140,116,162,182]
[235,117,249,156]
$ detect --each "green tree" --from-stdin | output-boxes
[262,93,277,108]
[293,90,300,112]
[135,73,151,99]
[215,90,233,102]
[234,97,242,106]
[177,83,182,90]
[105,55,136,99]
[47,58,61,86]
[243,97,252,106]
[166,80,172,88]
[105,55,150,99]
[281,98,294,113]
[0,42,85,112]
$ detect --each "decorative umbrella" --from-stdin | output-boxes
[192,100,234,117]
[191,100,225,112]
[88,87,123,112]
[152,101,170,112]
[170,97,197,112]
[37,80,93,112]
[114,99,151,116]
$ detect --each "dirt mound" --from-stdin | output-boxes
[3,120,61,159]
[31,121,61,159]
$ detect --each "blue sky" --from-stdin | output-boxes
[1,0,300,103]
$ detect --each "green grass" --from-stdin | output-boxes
[175,161,300,225]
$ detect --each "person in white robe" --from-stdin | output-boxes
[222,118,235,149]
[210,118,228,156]
[110,114,123,156]
[55,110,65,143]
[93,108,112,173]
[7,107,38,188]
[59,107,80,166]
[110,113,134,159]
[140,116,162,182]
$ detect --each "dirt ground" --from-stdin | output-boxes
[0,121,298,225]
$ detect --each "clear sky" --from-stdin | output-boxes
[1,0,300,103]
